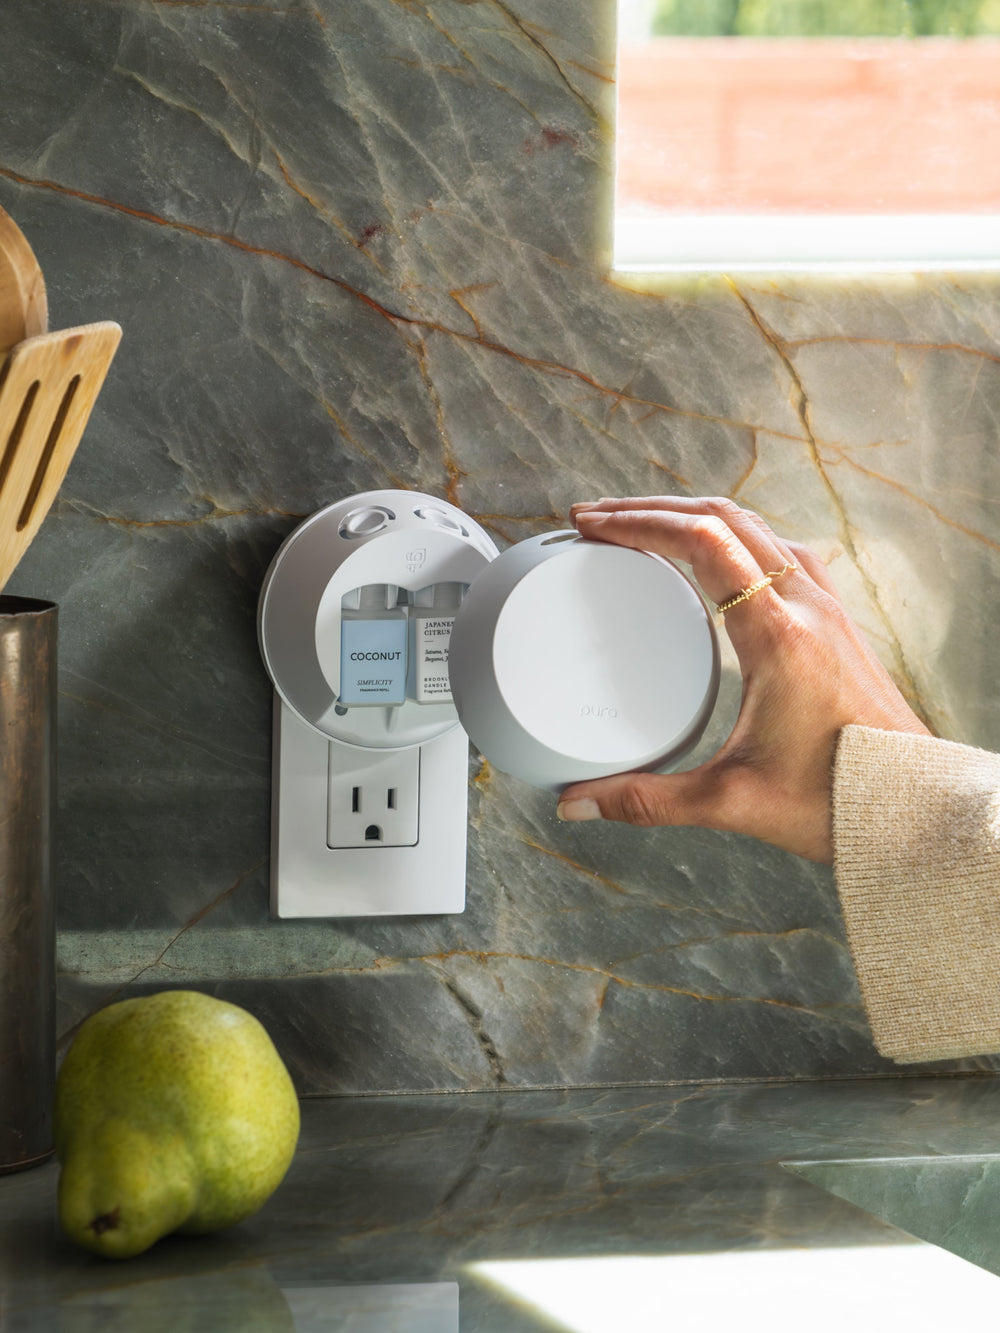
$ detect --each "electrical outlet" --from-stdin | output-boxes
[269,699,470,917]
[328,741,419,848]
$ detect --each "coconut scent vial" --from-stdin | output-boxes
[338,584,408,706]
[407,582,465,704]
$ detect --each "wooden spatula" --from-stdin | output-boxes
[0,321,122,590]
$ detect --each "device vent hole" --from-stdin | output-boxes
[387,788,397,809]
[365,824,382,841]
[352,787,361,813]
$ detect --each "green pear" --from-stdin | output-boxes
[54,990,300,1260]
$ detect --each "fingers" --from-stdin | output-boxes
[556,762,834,862]
[569,498,772,609]
[557,765,723,833]
[785,540,845,604]
[574,495,785,561]
[570,496,823,615]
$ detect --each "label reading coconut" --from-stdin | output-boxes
[339,617,407,705]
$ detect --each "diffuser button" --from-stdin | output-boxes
[339,506,394,539]
[414,506,465,533]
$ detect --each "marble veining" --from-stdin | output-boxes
[2,0,1000,1091]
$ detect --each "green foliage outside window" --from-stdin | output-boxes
[651,0,1000,35]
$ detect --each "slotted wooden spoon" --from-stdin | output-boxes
[0,206,121,590]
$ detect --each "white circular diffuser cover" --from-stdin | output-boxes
[448,533,720,791]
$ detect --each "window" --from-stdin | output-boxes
[616,0,1000,270]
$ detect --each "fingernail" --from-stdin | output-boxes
[573,509,610,524]
[557,797,602,822]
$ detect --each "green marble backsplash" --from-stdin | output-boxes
[3,0,999,1092]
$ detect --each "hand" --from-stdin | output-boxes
[555,497,930,862]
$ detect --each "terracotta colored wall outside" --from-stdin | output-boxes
[618,38,1000,213]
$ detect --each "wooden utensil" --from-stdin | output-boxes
[0,322,122,590]
[0,206,47,357]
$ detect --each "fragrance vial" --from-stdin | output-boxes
[408,582,464,704]
[339,583,407,706]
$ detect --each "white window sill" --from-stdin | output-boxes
[614,213,1000,273]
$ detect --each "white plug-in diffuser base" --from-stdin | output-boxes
[448,533,720,791]
[259,490,497,748]
[258,491,499,918]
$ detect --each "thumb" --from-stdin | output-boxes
[556,763,723,830]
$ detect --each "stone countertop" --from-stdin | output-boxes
[4,1075,1000,1330]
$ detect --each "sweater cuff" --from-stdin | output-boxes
[833,724,1000,1063]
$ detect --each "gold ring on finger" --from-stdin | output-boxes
[716,561,797,615]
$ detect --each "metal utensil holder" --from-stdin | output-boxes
[0,596,56,1172]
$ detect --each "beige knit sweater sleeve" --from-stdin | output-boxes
[833,724,1000,1063]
